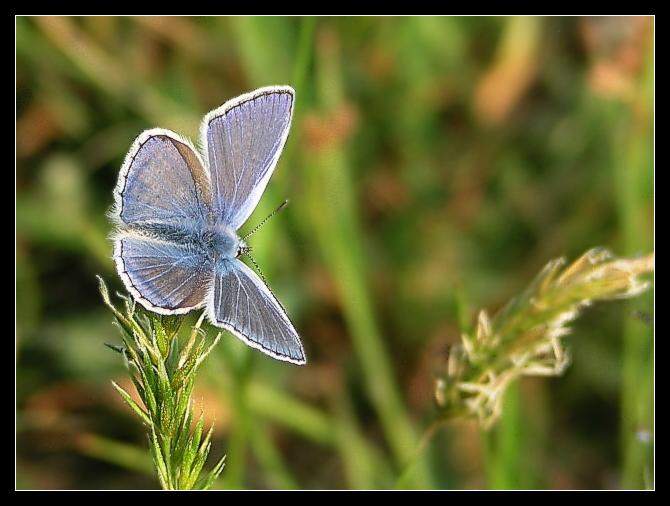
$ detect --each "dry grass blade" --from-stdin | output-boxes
[435,248,654,429]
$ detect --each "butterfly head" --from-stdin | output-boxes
[237,240,252,258]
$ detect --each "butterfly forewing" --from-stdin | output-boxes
[208,259,305,364]
[203,87,294,231]
[114,234,212,314]
[113,130,212,226]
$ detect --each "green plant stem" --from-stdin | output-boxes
[483,382,526,489]
[31,17,200,131]
[75,433,155,476]
[247,380,335,446]
[205,351,311,489]
[223,404,249,489]
[610,46,654,489]
[304,26,434,488]
[291,17,316,99]
[222,351,253,489]
[249,420,299,489]
[395,421,443,489]
[330,389,378,489]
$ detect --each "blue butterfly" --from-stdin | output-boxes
[110,86,305,365]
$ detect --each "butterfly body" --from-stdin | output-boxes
[203,223,242,262]
[111,86,305,365]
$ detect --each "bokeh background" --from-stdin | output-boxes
[16,16,654,490]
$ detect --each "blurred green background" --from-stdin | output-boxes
[16,16,653,490]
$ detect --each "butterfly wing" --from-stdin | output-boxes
[113,233,212,314]
[112,128,213,314]
[202,86,294,230]
[112,128,212,226]
[207,259,305,364]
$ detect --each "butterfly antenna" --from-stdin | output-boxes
[243,252,268,285]
[242,199,289,241]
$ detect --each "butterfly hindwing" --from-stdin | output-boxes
[113,233,212,314]
[207,259,305,364]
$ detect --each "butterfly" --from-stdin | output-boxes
[110,86,305,365]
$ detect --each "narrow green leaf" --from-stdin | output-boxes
[194,332,223,371]
[196,455,227,491]
[151,313,170,358]
[150,430,171,490]
[186,424,215,489]
[104,342,125,354]
[178,413,204,489]
[171,402,194,475]
[111,381,151,427]
[166,331,181,377]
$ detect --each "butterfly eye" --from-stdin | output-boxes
[237,243,252,258]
